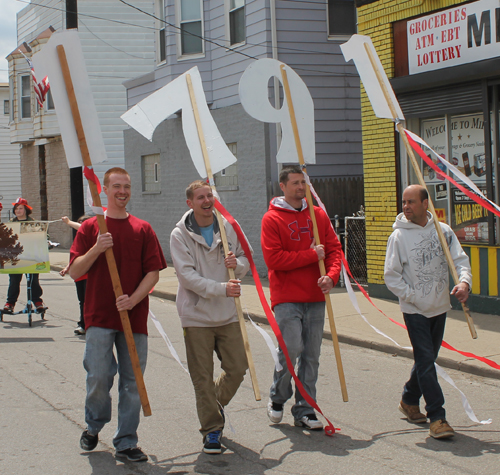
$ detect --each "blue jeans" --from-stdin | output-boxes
[402,312,446,422]
[269,302,325,419]
[83,326,147,451]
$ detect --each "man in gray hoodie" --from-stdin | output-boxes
[384,185,471,440]
[170,180,251,455]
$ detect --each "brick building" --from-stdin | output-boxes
[356,0,500,314]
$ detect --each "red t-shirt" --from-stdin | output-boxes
[69,215,167,334]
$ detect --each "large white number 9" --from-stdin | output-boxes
[239,58,315,164]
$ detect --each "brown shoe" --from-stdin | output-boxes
[429,419,455,439]
[399,401,427,423]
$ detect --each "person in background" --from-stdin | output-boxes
[3,198,46,314]
[60,215,91,335]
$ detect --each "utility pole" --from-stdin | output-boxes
[66,0,84,224]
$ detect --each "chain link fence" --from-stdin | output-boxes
[343,215,367,286]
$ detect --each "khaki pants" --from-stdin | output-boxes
[184,322,248,437]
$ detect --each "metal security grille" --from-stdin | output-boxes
[344,216,367,286]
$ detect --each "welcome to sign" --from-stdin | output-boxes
[407,0,500,75]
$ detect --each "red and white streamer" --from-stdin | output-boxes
[83,166,105,215]
[403,129,500,217]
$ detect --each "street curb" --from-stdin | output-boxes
[50,264,500,381]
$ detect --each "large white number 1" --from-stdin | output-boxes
[238,58,316,164]
[121,67,236,177]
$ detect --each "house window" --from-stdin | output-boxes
[328,0,356,37]
[3,100,9,115]
[46,88,55,110]
[214,143,238,189]
[156,0,166,63]
[179,0,203,55]
[20,75,31,119]
[142,154,161,192]
[228,0,245,46]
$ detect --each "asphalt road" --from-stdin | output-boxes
[1,271,499,475]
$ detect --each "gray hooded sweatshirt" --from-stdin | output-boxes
[170,210,251,327]
[384,211,472,318]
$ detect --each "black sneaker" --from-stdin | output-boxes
[80,430,99,451]
[203,430,222,454]
[116,447,148,462]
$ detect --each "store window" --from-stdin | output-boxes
[411,111,492,244]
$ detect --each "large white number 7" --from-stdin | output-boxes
[121,66,236,177]
[239,58,316,164]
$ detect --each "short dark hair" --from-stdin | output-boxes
[13,203,32,216]
[419,187,428,201]
[279,165,303,184]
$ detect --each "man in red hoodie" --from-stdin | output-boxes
[261,165,342,430]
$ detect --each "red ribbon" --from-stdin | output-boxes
[214,199,338,436]
[404,131,500,218]
[83,166,102,194]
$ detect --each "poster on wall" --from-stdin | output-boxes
[452,187,489,243]
[450,113,486,184]
[0,222,50,274]
[420,117,448,184]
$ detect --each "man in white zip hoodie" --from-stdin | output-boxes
[384,185,471,440]
[170,180,251,455]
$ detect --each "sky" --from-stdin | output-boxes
[0,0,27,83]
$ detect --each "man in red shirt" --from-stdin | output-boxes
[261,165,342,430]
[70,167,166,462]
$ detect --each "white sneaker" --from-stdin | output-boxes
[74,326,86,335]
[267,399,284,423]
[294,414,323,430]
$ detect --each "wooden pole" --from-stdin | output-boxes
[56,45,153,415]
[363,43,477,339]
[280,65,349,402]
[185,74,261,401]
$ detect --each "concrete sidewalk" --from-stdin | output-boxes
[50,248,500,380]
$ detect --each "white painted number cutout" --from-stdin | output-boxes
[121,67,236,178]
[239,58,316,164]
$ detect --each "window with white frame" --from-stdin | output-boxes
[3,100,9,115]
[327,0,356,37]
[142,154,161,192]
[156,0,166,63]
[46,88,55,110]
[20,75,31,119]
[214,143,238,189]
[178,0,203,55]
[227,0,245,46]
[9,77,14,122]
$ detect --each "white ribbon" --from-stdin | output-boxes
[149,310,189,374]
[86,184,105,215]
[247,313,283,372]
[303,170,491,425]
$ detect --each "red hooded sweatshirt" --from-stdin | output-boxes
[261,197,342,309]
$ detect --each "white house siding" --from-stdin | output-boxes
[275,0,362,178]
[17,0,63,45]
[11,0,157,217]
[0,85,22,222]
